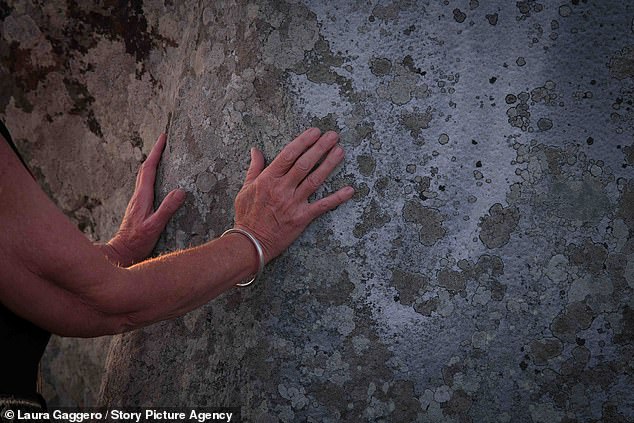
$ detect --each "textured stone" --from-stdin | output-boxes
[478,204,520,249]
[1,0,633,421]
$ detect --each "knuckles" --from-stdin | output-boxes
[319,200,332,213]
[295,157,312,172]
[278,146,296,166]
[305,174,322,191]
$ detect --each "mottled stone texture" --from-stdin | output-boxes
[2,0,633,421]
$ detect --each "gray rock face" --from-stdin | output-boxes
[2,0,634,421]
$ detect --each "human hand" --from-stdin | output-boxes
[106,133,186,266]
[233,128,354,264]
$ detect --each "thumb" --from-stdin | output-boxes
[244,147,265,185]
[147,189,186,231]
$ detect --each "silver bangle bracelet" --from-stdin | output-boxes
[220,227,265,287]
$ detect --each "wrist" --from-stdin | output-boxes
[97,242,124,266]
[100,236,135,267]
[221,227,265,286]
[233,224,273,264]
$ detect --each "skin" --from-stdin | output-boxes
[0,127,353,337]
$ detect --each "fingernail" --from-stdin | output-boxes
[344,186,354,195]
[334,145,344,156]
[175,189,186,201]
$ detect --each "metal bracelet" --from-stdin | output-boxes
[220,227,265,287]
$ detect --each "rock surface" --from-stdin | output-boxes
[2,0,634,421]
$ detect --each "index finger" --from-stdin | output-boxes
[135,133,167,200]
[145,133,167,170]
[267,127,322,177]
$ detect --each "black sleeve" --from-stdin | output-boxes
[0,120,33,174]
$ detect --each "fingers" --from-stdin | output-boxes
[285,131,339,187]
[135,133,168,203]
[295,143,345,199]
[146,188,186,231]
[267,127,322,177]
[244,148,265,185]
[306,186,354,221]
[141,134,167,179]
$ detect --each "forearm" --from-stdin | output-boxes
[94,232,259,331]
[7,232,259,338]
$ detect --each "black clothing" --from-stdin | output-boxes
[0,120,51,396]
[0,121,31,174]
